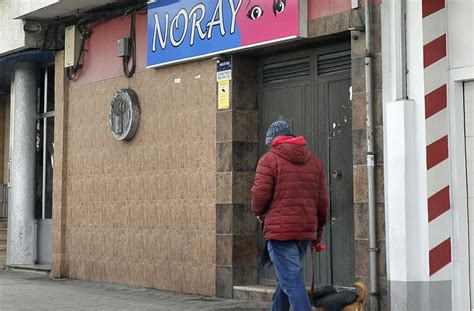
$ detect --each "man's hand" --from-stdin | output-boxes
[312,241,326,252]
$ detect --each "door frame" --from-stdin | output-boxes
[447,69,473,310]
[256,41,353,286]
[36,63,55,266]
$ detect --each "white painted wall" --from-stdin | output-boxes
[404,0,431,281]
[382,0,431,276]
[0,0,58,55]
[382,1,434,308]
[448,0,474,69]
[465,82,474,307]
[449,75,472,311]
[382,0,429,282]
[16,0,59,17]
[447,1,474,308]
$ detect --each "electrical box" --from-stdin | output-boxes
[117,37,131,57]
[64,25,83,68]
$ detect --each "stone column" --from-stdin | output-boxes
[51,51,69,277]
[215,56,259,298]
[7,63,37,265]
[350,4,387,310]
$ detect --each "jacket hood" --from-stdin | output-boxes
[271,136,311,164]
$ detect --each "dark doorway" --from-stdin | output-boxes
[35,64,55,266]
[257,43,354,287]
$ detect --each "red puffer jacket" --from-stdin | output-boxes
[251,136,328,242]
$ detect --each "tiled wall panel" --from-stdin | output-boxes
[59,60,217,296]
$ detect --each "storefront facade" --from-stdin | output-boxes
[4,0,474,310]
[4,0,388,308]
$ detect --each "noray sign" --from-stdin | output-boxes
[147,0,307,68]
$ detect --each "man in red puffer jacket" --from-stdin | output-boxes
[251,120,328,311]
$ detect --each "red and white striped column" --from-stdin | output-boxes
[422,0,452,280]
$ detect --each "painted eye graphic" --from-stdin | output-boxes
[247,5,264,20]
[273,0,286,15]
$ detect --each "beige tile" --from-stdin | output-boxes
[353,165,368,204]
[60,60,218,294]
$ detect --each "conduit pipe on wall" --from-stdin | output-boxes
[364,0,378,310]
[399,0,408,100]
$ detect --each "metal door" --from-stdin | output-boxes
[257,45,354,287]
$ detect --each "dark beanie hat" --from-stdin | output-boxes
[265,121,294,146]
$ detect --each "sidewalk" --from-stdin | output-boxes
[0,270,270,311]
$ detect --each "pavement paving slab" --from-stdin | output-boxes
[0,270,270,311]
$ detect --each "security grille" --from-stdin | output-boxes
[262,57,311,84]
[317,50,352,75]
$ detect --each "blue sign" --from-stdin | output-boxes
[147,0,304,68]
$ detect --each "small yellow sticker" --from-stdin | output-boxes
[218,80,230,110]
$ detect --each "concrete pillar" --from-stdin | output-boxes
[7,63,37,265]
[382,0,455,309]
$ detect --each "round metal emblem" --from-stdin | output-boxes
[109,89,140,141]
